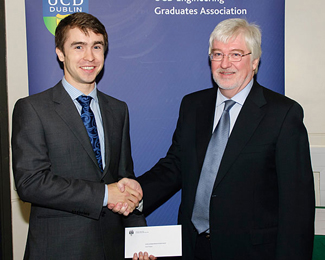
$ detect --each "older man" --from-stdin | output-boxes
[126,18,315,260]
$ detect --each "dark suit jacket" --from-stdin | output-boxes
[12,82,146,260]
[138,81,315,260]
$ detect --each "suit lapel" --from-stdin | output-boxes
[196,88,218,176]
[213,82,267,189]
[97,91,113,176]
[52,82,101,174]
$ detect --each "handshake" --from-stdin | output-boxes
[106,179,157,260]
[106,178,143,216]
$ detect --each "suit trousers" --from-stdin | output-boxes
[194,233,212,260]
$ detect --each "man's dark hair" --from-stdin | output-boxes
[55,12,108,54]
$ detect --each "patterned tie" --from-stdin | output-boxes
[77,95,103,172]
[192,100,236,234]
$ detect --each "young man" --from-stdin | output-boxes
[12,12,145,259]
[127,18,315,260]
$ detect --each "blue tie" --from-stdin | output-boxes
[192,100,236,234]
[77,95,103,172]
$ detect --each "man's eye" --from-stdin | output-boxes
[94,45,102,50]
[231,53,241,57]
[213,52,223,57]
[75,46,82,50]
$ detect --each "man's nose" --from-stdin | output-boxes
[84,48,95,61]
[220,54,232,68]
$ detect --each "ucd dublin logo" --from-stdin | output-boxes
[43,0,89,35]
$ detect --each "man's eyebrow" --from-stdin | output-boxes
[211,48,245,53]
[230,49,245,53]
[70,41,104,47]
[93,41,104,46]
[70,41,86,47]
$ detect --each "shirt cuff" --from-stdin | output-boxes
[103,184,108,206]
[137,200,143,212]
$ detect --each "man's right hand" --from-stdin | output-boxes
[106,183,142,216]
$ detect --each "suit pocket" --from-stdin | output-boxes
[36,210,75,219]
[250,227,277,245]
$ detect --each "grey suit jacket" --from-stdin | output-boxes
[12,82,146,260]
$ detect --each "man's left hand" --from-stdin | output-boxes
[133,252,157,260]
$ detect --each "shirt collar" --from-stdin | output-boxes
[216,78,254,107]
[62,77,99,102]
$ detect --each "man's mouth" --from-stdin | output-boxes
[81,66,95,70]
[220,71,235,75]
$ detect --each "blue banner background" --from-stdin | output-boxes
[25,0,284,226]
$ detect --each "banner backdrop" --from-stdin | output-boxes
[25,0,285,226]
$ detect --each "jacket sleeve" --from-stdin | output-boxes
[137,98,185,216]
[275,102,315,259]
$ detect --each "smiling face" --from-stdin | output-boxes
[211,34,259,98]
[56,27,105,94]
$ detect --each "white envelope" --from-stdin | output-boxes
[125,225,182,258]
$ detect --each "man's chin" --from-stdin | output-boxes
[215,81,237,90]
[213,78,237,90]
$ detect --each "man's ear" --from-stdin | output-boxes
[56,48,65,62]
[252,58,259,72]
